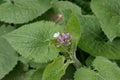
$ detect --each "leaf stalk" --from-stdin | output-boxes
[70,52,82,69]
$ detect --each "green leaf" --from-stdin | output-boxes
[54,1,81,16]
[2,63,35,80]
[61,64,76,80]
[37,1,82,25]
[3,61,46,80]
[0,25,15,36]
[29,62,47,70]
[66,13,81,44]
[30,62,47,80]
[0,0,52,24]
[74,56,120,80]
[91,0,120,41]
[49,1,82,25]
[92,57,120,80]
[74,68,97,80]
[42,56,70,80]
[50,0,58,4]
[31,67,45,80]
[85,56,95,66]
[78,15,120,59]
[4,21,64,63]
[0,26,18,79]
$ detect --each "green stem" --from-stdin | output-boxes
[60,46,82,69]
[70,52,82,69]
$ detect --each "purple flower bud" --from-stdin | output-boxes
[62,33,70,39]
[57,36,64,44]
[54,32,73,47]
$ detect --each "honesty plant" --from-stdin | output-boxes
[0,0,120,80]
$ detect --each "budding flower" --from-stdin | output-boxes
[53,32,73,47]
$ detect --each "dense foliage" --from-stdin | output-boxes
[0,0,120,80]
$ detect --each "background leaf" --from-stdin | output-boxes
[53,1,81,16]
[36,1,82,25]
[2,63,35,80]
[74,56,120,80]
[30,67,44,80]
[4,21,64,63]
[48,1,82,25]
[42,56,70,80]
[0,25,15,36]
[78,15,120,59]
[74,68,97,80]
[91,0,120,41]
[61,64,76,80]
[92,56,120,80]
[0,0,52,24]
[0,25,18,79]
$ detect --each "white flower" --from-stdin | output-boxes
[53,32,60,38]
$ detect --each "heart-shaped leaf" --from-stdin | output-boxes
[4,21,64,63]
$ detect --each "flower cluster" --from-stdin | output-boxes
[53,32,73,47]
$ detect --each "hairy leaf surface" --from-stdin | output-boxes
[2,63,35,80]
[49,1,82,25]
[4,21,64,63]
[91,0,120,41]
[74,68,97,80]
[74,57,120,80]
[30,68,44,80]
[0,0,52,23]
[42,56,70,80]
[54,1,81,15]
[78,15,120,59]
[0,25,18,79]
[66,13,81,52]
[66,13,81,44]
[93,57,120,80]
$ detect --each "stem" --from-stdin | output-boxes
[60,46,82,69]
[70,52,82,69]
